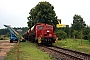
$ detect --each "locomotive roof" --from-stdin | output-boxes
[35,23,51,26]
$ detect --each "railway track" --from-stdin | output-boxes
[39,46,90,60]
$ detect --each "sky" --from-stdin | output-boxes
[0,0,90,29]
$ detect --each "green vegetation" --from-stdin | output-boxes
[0,35,9,40]
[72,14,86,31]
[5,41,51,60]
[54,39,90,54]
[27,1,58,28]
[26,1,90,42]
[56,30,67,40]
[0,29,9,36]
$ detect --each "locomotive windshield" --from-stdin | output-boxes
[46,26,52,28]
[38,26,44,30]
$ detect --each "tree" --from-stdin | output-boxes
[80,31,83,45]
[83,26,90,40]
[71,14,86,31]
[0,29,9,35]
[27,1,58,28]
[88,33,90,42]
[64,25,70,38]
[72,30,78,40]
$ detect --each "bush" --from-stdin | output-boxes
[0,38,4,40]
[88,33,90,41]
[56,30,67,40]
[83,35,88,40]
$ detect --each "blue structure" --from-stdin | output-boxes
[4,25,18,43]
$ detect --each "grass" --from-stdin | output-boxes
[0,36,9,40]
[5,41,51,60]
[5,38,90,60]
[54,39,90,54]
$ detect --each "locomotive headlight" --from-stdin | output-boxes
[47,30,49,32]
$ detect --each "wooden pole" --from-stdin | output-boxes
[17,40,20,60]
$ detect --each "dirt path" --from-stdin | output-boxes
[0,40,16,60]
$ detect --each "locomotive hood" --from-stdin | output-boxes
[41,27,54,37]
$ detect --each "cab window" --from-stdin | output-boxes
[46,26,52,28]
[38,26,44,30]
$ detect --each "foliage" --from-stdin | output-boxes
[27,1,58,28]
[72,30,83,39]
[72,30,78,39]
[56,30,67,40]
[83,26,90,40]
[70,14,87,40]
[71,14,86,31]
[0,29,9,35]
[79,31,83,39]
[64,25,70,38]
[88,33,90,42]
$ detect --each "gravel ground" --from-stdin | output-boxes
[0,40,16,60]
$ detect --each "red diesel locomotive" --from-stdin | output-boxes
[24,23,58,45]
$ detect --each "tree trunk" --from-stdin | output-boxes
[74,35,76,40]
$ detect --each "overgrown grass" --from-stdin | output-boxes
[54,39,90,54]
[5,41,51,60]
[0,36,9,40]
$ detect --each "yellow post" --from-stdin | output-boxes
[38,37,41,43]
[55,37,58,43]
